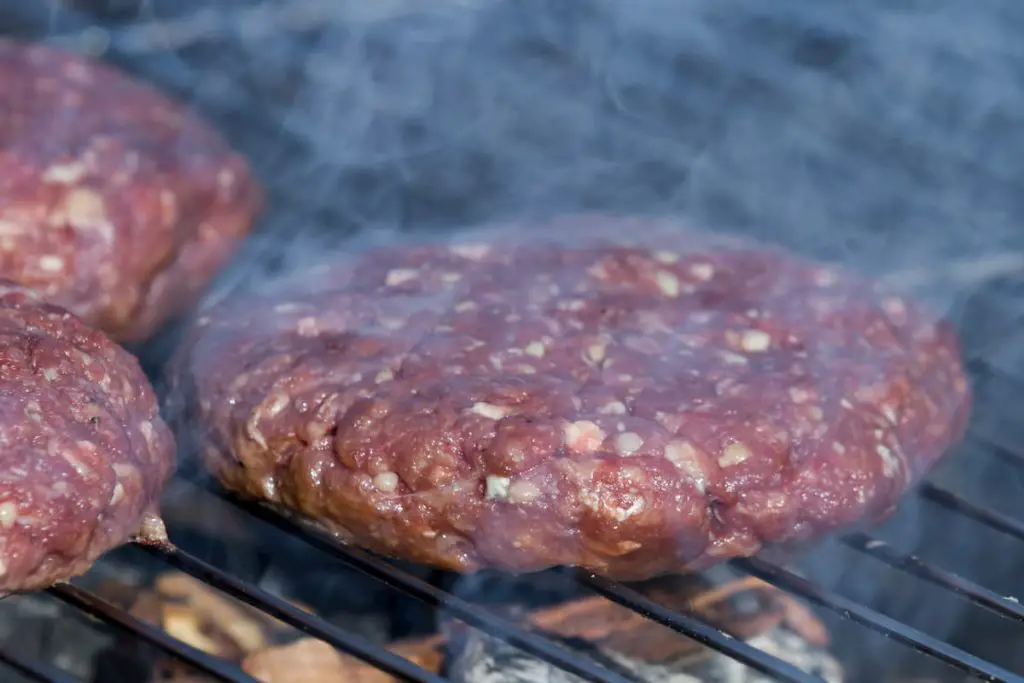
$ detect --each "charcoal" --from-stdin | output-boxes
[450,626,843,683]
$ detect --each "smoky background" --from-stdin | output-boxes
[4,1,1024,681]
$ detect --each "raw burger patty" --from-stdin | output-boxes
[172,216,970,580]
[0,282,175,592]
[0,39,263,341]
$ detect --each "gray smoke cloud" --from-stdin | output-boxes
[46,0,1024,294]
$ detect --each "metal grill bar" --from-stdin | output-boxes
[842,532,1024,622]
[212,476,1024,683]
[231,497,636,683]
[1,470,1021,683]
[920,483,1024,543]
[734,557,1023,682]
[271,509,820,683]
[47,584,259,683]
[0,642,77,683]
[580,574,824,683]
[137,543,448,683]
[977,436,1024,470]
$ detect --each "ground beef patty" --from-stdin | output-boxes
[172,216,970,580]
[0,39,263,342]
[0,282,175,592]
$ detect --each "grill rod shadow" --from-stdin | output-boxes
[219,486,817,683]
[47,583,259,683]
[0,642,77,683]
[136,544,449,683]
[733,558,1021,683]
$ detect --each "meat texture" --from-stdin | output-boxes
[0,39,263,341]
[172,216,970,580]
[0,282,175,592]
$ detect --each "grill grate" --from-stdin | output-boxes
[46,584,260,683]
[3,414,1024,683]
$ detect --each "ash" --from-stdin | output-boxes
[450,626,843,683]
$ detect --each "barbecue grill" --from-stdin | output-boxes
[3,1,1024,681]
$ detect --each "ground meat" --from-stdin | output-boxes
[0,39,263,342]
[171,215,970,580]
[0,282,175,592]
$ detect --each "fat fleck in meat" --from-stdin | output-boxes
[0,39,263,341]
[0,282,175,592]
[172,216,971,581]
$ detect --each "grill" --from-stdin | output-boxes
[7,422,1024,683]
[3,1,1024,682]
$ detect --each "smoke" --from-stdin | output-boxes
[27,0,1024,678]
[45,0,1024,275]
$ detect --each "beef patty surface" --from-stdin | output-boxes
[0,39,263,341]
[172,216,970,580]
[0,282,175,592]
